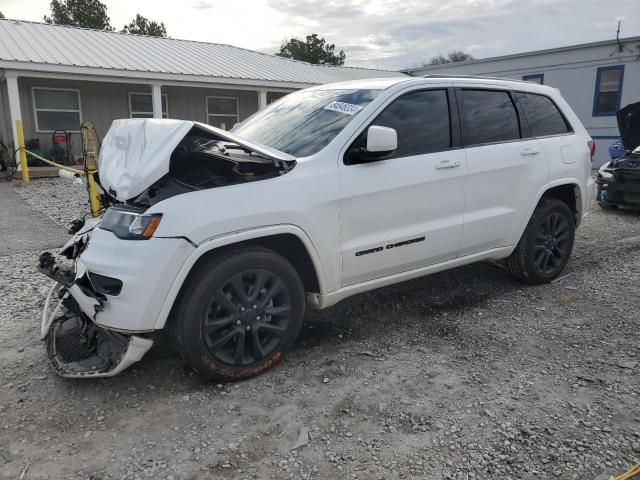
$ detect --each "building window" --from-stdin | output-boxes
[593,65,624,116]
[129,92,168,118]
[206,96,239,129]
[523,74,544,85]
[32,87,82,133]
[267,92,288,104]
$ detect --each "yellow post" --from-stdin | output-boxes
[15,120,29,183]
[86,172,101,217]
[81,122,102,217]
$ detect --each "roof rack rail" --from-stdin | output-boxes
[422,74,533,84]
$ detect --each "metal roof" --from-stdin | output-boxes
[0,19,401,87]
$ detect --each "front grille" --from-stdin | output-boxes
[55,333,94,363]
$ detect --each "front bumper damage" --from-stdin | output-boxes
[596,159,640,208]
[38,239,153,378]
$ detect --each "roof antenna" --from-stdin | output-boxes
[610,17,634,56]
[615,18,623,52]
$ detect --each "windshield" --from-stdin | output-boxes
[231,88,381,157]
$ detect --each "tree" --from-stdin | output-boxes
[0,12,5,19]
[276,34,346,66]
[122,14,167,37]
[428,49,474,66]
[44,0,112,30]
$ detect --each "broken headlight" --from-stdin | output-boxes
[598,163,614,182]
[100,207,162,240]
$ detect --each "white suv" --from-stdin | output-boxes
[39,76,595,381]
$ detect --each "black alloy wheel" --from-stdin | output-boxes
[203,269,292,367]
[532,212,571,276]
[506,198,575,285]
[171,247,305,382]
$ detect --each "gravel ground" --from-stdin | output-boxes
[1,178,639,480]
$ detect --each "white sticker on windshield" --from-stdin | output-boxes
[323,101,363,116]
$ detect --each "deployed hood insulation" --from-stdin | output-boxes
[98,119,295,202]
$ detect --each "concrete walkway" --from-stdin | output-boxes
[0,181,69,256]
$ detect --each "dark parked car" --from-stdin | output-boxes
[596,102,640,209]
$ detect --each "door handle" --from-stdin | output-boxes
[520,148,541,156]
[435,159,461,169]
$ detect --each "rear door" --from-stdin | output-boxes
[456,87,549,256]
[513,91,576,193]
[338,87,467,286]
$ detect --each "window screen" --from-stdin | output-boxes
[129,93,168,118]
[594,66,623,116]
[33,88,81,132]
[515,92,570,137]
[372,89,451,158]
[460,89,520,145]
[207,96,239,129]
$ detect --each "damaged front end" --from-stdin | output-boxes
[596,102,640,209]
[98,119,297,205]
[38,119,296,378]
[38,219,153,378]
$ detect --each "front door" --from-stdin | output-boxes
[338,88,467,286]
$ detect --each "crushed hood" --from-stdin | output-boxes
[617,102,640,152]
[98,119,296,202]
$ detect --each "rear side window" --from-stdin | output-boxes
[459,89,520,145]
[515,92,571,137]
[372,89,451,158]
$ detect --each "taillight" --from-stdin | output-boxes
[587,139,596,161]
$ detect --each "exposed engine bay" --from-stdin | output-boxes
[130,126,294,207]
[97,119,297,205]
[596,102,640,209]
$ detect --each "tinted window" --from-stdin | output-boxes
[516,92,570,137]
[232,88,380,157]
[372,89,450,158]
[460,89,520,145]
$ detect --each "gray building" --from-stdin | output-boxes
[0,19,400,161]
[402,36,640,167]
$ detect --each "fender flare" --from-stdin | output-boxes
[153,224,327,330]
[513,178,584,246]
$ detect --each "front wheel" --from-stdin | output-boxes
[171,247,305,382]
[506,198,575,285]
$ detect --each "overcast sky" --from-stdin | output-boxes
[1,0,639,70]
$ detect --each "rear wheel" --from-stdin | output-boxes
[506,198,575,285]
[171,247,305,381]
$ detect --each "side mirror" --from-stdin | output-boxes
[345,125,398,165]
[365,125,397,153]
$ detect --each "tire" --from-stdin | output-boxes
[506,198,575,285]
[170,247,305,382]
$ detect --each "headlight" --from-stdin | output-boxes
[100,208,162,240]
[598,162,614,181]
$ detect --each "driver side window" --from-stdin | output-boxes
[373,89,451,159]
